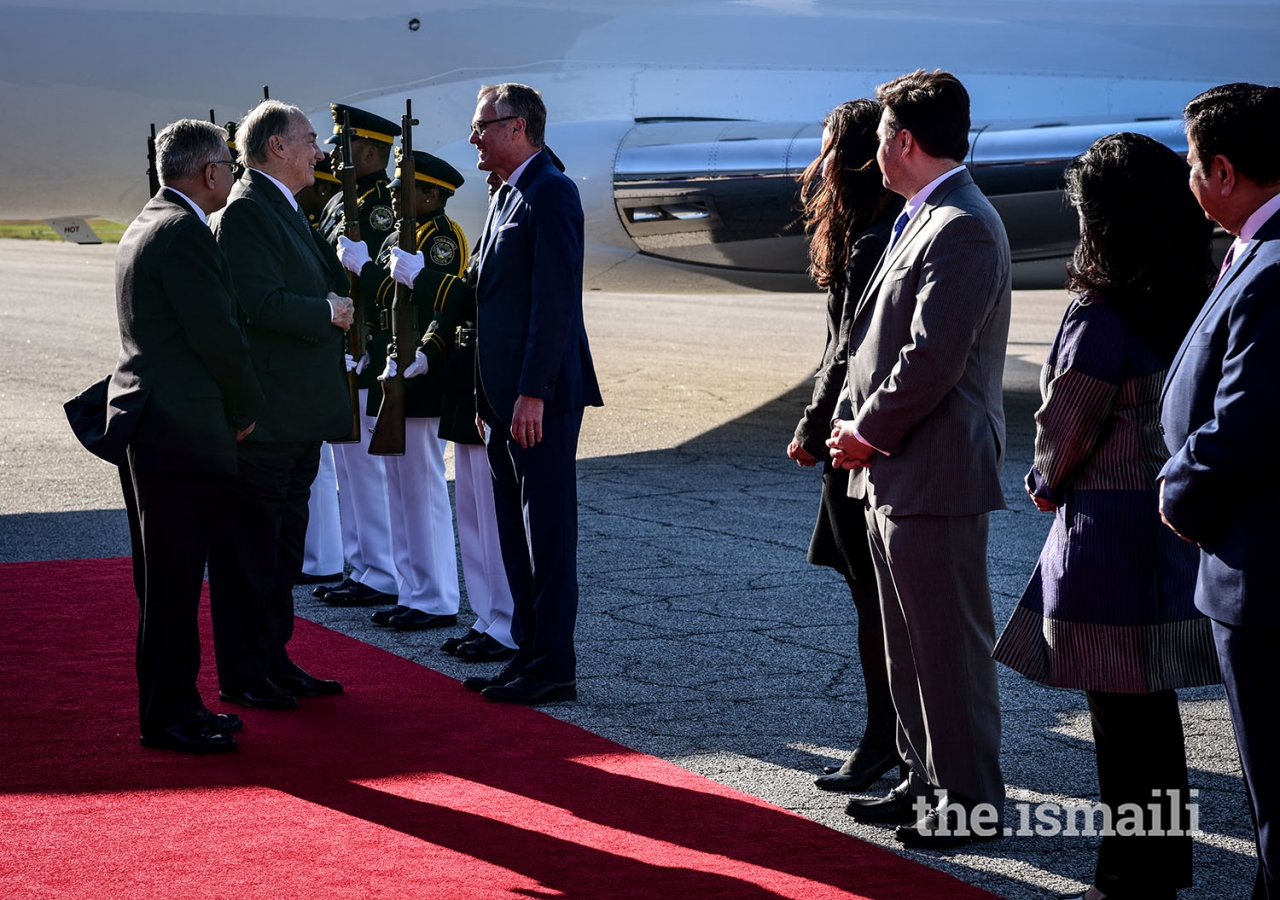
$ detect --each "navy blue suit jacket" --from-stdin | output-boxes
[474,149,602,424]
[1160,208,1280,627]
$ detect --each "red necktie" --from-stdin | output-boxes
[1216,244,1236,287]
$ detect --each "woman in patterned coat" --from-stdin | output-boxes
[993,132,1221,900]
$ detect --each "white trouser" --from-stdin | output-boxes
[331,389,397,595]
[454,440,515,648]
[302,442,343,576]
[384,417,459,614]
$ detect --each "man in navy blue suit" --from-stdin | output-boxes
[1160,82,1280,900]
[459,83,603,705]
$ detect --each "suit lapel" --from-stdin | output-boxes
[849,170,971,325]
[247,170,329,270]
[1162,238,1263,402]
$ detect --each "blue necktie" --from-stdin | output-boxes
[888,209,910,251]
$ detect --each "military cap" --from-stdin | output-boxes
[312,155,340,185]
[325,103,401,146]
[388,149,466,195]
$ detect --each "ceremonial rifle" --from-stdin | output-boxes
[369,99,418,456]
[146,123,159,197]
[332,110,363,444]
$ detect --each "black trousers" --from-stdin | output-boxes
[123,452,230,736]
[1211,620,1279,900]
[486,409,583,684]
[208,439,320,691]
[1086,689,1193,898]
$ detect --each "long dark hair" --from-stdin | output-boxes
[801,99,893,291]
[1064,132,1214,361]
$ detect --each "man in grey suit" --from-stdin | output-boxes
[210,100,355,710]
[67,119,264,752]
[829,69,1011,847]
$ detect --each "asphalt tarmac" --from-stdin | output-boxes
[0,237,1256,898]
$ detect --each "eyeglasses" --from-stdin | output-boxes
[470,115,518,137]
[208,160,237,171]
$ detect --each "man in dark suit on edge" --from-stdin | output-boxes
[828,70,1010,848]
[210,99,355,710]
[1160,82,1280,900]
[83,119,264,752]
[460,83,602,705]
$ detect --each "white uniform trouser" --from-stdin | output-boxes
[302,442,343,576]
[331,389,397,595]
[454,440,515,649]
[385,417,458,614]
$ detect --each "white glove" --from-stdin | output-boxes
[344,352,357,372]
[336,235,370,274]
[379,350,429,380]
[404,349,429,378]
[356,352,368,374]
[389,247,425,287]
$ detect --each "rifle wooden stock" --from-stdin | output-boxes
[332,111,363,444]
[369,100,419,456]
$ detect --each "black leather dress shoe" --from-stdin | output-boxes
[371,605,411,626]
[389,609,458,631]
[482,675,577,705]
[321,581,397,607]
[297,571,343,585]
[441,628,483,655]
[894,799,1002,849]
[455,634,517,663]
[273,667,343,697]
[195,707,243,734]
[845,782,924,824]
[141,720,238,754]
[313,577,355,600]
[815,748,902,792]
[462,671,516,692]
[219,682,299,710]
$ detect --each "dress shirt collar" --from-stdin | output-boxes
[1226,190,1280,269]
[248,167,300,211]
[1239,191,1280,244]
[504,150,539,190]
[164,187,207,225]
[902,164,967,225]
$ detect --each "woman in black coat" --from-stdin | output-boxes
[788,99,904,791]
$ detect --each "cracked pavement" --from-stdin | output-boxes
[0,238,1256,898]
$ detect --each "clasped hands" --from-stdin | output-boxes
[826,419,875,470]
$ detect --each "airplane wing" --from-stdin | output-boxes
[45,217,103,245]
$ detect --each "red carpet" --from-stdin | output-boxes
[0,558,1000,899]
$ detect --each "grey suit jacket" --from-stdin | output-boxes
[841,169,1011,517]
[212,169,351,443]
[67,189,264,473]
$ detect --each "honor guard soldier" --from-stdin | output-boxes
[375,150,518,658]
[298,156,340,231]
[317,104,401,607]
[338,150,481,632]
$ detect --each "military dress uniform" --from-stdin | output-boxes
[360,151,472,629]
[409,252,517,651]
[300,155,344,581]
[387,150,516,649]
[318,105,401,604]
